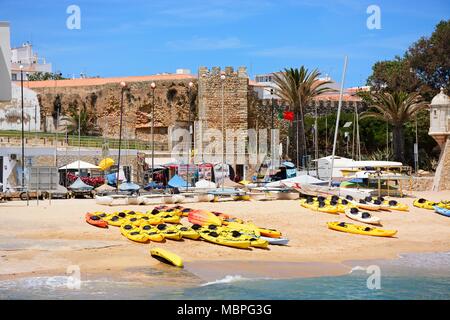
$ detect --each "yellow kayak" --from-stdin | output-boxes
[384,200,409,212]
[130,215,163,227]
[317,204,339,214]
[199,230,251,249]
[150,248,183,268]
[226,222,261,236]
[413,198,437,210]
[219,228,268,249]
[437,201,450,210]
[104,214,126,227]
[155,224,183,240]
[161,215,181,224]
[256,227,282,238]
[300,199,339,214]
[120,224,150,243]
[174,225,200,240]
[140,225,165,242]
[327,222,397,237]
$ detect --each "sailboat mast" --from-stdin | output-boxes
[78,107,81,174]
[328,56,348,187]
[314,103,318,177]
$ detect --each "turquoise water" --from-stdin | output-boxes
[158,274,450,300]
[1,252,449,299]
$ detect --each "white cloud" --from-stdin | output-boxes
[250,46,355,59]
[166,36,245,51]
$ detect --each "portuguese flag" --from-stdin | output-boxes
[283,111,294,122]
[278,110,294,122]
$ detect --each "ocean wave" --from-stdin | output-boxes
[0,276,71,290]
[200,275,271,287]
[349,266,367,273]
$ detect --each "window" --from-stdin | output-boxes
[154,127,168,135]
[11,73,17,81]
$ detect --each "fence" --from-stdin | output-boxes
[0,130,168,151]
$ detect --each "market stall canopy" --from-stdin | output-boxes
[59,160,100,170]
[168,174,191,188]
[68,177,93,190]
[145,157,177,168]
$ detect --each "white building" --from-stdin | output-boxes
[0,21,11,101]
[252,73,280,100]
[0,22,42,133]
[11,42,52,81]
[252,72,340,100]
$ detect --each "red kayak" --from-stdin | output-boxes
[85,213,108,228]
[188,210,222,226]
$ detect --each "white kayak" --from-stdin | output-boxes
[95,195,114,206]
[260,236,289,246]
[345,208,381,225]
[348,199,381,211]
[126,196,145,205]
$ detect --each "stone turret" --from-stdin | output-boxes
[430,88,450,191]
[429,88,450,148]
[195,66,249,167]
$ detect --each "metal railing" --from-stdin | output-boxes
[0,130,169,151]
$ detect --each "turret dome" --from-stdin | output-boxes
[431,88,450,106]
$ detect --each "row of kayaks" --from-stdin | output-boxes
[85,205,289,251]
[300,195,409,214]
[299,195,400,237]
[413,198,450,217]
[299,195,409,227]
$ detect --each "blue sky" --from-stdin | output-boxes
[1,0,449,86]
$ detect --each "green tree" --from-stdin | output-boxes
[366,20,450,101]
[407,20,450,95]
[361,91,428,162]
[28,72,66,81]
[60,106,92,135]
[366,56,428,94]
[272,67,335,166]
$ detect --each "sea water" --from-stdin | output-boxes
[1,252,449,300]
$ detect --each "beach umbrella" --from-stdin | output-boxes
[59,160,100,170]
[98,158,115,171]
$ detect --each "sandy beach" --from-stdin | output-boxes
[1,191,449,285]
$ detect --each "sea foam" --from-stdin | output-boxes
[201,275,270,287]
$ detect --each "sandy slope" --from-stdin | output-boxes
[0,191,449,280]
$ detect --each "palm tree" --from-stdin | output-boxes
[272,67,335,167]
[361,91,428,162]
[59,106,92,135]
